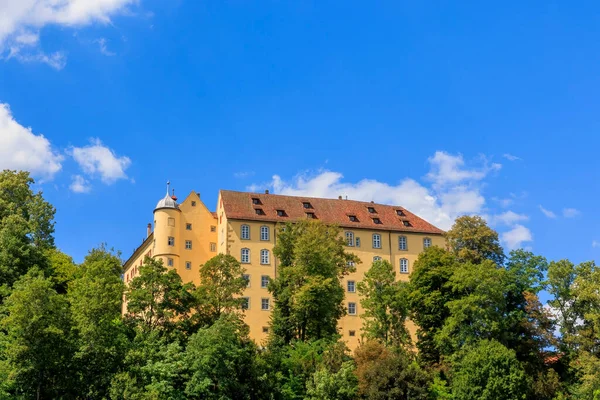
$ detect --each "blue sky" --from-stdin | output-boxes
[1,1,599,268]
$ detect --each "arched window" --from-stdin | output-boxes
[398,235,407,251]
[260,226,270,241]
[400,258,409,274]
[373,256,382,262]
[345,231,355,247]
[423,237,432,249]
[372,234,381,249]
[241,224,250,240]
[241,248,250,264]
[260,249,270,265]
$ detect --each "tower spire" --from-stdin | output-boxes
[166,180,170,195]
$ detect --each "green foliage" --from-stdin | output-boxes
[269,220,358,344]
[185,314,260,400]
[358,260,410,347]
[46,248,77,293]
[191,254,247,328]
[305,360,358,400]
[444,215,505,265]
[68,246,127,399]
[125,256,195,335]
[1,268,75,398]
[450,340,528,400]
[355,341,430,400]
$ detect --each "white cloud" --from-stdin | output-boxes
[503,153,521,161]
[95,37,115,56]
[69,174,91,193]
[492,211,529,226]
[539,205,557,219]
[426,151,501,187]
[502,224,533,250]
[0,103,63,179]
[70,138,131,183]
[563,208,580,218]
[0,0,138,67]
[492,197,514,208]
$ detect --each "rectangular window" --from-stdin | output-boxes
[185,261,192,270]
[348,302,357,315]
[373,256,382,262]
[252,198,261,205]
[243,274,250,287]
[277,210,286,217]
[186,223,192,230]
[168,236,175,246]
[372,234,381,249]
[306,212,315,219]
[372,217,382,224]
[185,240,192,250]
[241,225,250,240]
[260,250,270,265]
[403,220,411,227]
[345,231,354,247]
[349,330,356,337]
[424,238,432,248]
[347,280,356,293]
[349,215,358,222]
[210,242,217,252]
[241,248,250,264]
[399,236,407,251]
[260,226,270,241]
[261,298,270,311]
[355,237,361,247]
[241,297,250,310]
[167,258,173,267]
[368,207,376,213]
[210,225,216,232]
[400,259,409,274]
[191,201,196,206]
[262,326,269,333]
[303,202,312,209]
[255,208,265,215]
[261,275,270,288]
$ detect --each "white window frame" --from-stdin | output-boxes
[261,275,270,288]
[345,231,354,247]
[372,234,381,249]
[168,236,175,246]
[348,302,357,315]
[185,240,192,250]
[423,237,432,249]
[400,258,409,274]
[355,237,361,247]
[241,224,250,240]
[260,249,270,265]
[260,226,270,241]
[399,235,407,251]
[347,280,356,293]
[241,248,250,264]
[261,298,270,311]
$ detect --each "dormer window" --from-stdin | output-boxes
[306,212,315,219]
[372,218,382,224]
[303,202,313,209]
[368,206,376,213]
[403,220,411,227]
[276,209,286,217]
[255,208,265,215]
[349,215,359,222]
[396,209,405,216]
[252,198,261,205]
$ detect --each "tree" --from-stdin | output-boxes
[185,314,260,400]
[407,246,458,365]
[449,340,528,400]
[269,220,358,344]
[0,170,55,249]
[444,215,504,265]
[191,254,247,328]
[68,246,127,399]
[125,257,195,336]
[305,360,358,400]
[1,268,75,399]
[46,248,77,294]
[354,340,430,400]
[358,260,410,347]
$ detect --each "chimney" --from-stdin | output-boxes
[338,195,343,200]
[265,189,269,194]
[147,223,152,238]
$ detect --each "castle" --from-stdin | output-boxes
[123,183,444,348]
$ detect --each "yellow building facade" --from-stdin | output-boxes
[123,186,444,349]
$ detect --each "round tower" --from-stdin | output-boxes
[153,181,182,269]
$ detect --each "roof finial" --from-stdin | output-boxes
[166,180,170,195]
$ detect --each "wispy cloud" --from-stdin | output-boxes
[503,153,522,161]
[491,211,529,226]
[94,38,115,56]
[563,208,581,218]
[234,171,255,179]
[69,175,91,193]
[502,224,533,250]
[539,205,557,219]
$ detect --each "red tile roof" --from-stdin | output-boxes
[220,190,444,235]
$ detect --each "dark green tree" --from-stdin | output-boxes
[269,220,358,344]
[449,340,528,400]
[68,246,127,399]
[1,268,75,399]
[358,260,410,347]
[444,215,504,265]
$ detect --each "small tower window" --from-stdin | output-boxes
[186,223,192,230]
[211,225,216,232]
[191,201,196,206]
[349,330,356,337]
[168,237,175,246]
[185,240,192,250]
[185,261,192,270]
[167,258,173,267]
